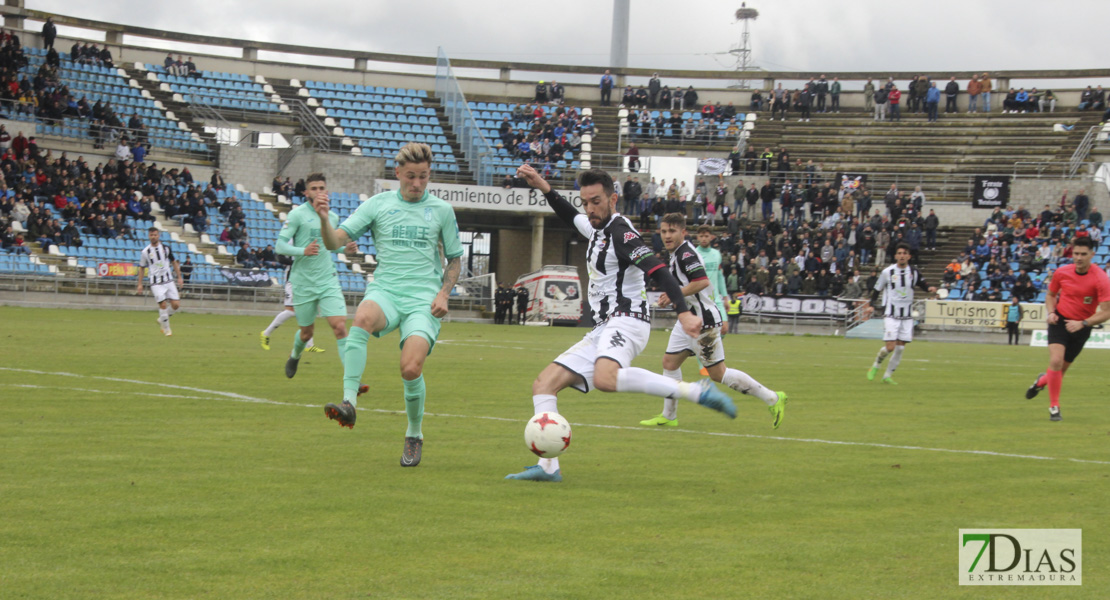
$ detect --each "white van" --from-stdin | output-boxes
[513,265,583,325]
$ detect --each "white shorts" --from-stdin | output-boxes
[554,316,651,393]
[665,323,725,367]
[284,281,294,306]
[151,281,179,303]
[883,317,914,343]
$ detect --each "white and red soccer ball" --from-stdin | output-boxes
[524,412,572,458]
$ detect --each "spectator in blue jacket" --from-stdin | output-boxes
[925,83,941,122]
[599,70,614,106]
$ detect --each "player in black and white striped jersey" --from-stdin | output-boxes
[505,165,738,483]
[259,259,323,353]
[641,213,787,429]
[867,242,936,384]
[135,227,183,336]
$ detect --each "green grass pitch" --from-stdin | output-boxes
[1,306,1107,599]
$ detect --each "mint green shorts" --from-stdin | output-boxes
[363,288,441,353]
[292,285,347,327]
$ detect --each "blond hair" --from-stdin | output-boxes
[395,142,434,167]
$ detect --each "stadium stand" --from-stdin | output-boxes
[9,47,209,154]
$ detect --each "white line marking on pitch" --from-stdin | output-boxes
[2,367,1107,466]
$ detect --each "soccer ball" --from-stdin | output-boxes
[524,412,572,458]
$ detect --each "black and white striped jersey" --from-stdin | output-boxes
[670,240,722,329]
[139,243,177,285]
[573,212,664,325]
[874,263,928,319]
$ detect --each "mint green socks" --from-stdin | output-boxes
[291,330,307,359]
[342,326,370,406]
[404,375,426,439]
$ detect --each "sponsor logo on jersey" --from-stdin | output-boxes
[682,251,694,260]
[623,231,638,243]
[629,246,651,260]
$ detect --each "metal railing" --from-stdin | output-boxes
[276,134,304,176]
[286,98,336,151]
[435,47,494,186]
[1068,126,1103,176]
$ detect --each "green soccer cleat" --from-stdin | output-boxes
[882,377,898,385]
[769,391,787,429]
[639,414,678,427]
[505,465,562,482]
[867,367,878,381]
[305,345,326,353]
[260,331,270,351]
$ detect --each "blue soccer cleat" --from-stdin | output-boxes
[505,465,562,482]
[695,378,737,419]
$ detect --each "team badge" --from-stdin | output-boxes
[424,207,433,222]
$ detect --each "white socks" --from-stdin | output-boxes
[158,307,168,322]
[264,310,296,336]
[884,346,904,379]
[872,346,891,368]
[533,394,560,474]
[721,368,779,405]
[616,367,681,399]
[660,369,682,419]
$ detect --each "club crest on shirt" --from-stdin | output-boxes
[424,207,433,222]
[623,231,638,243]
[1084,296,1093,304]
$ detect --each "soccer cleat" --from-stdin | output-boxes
[285,356,299,378]
[1026,373,1045,400]
[1049,406,1062,422]
[769,391,787,429]
[259,331,270,350]
[357,384,370,396]
[695,378,737,419]
[157,316,168,335]
[867,367,878,381]
[164,322,173,336]
[882,377,898,385]
[639,414,678,427]
[504,465,562,482]
[305,345,326,353]
[401,437,423,467]
[324,400,357,429]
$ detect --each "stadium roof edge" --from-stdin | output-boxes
[7,6,1110,81]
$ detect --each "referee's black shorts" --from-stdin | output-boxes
[1047,319,1093,363]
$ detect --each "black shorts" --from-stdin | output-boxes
[1047,320,1093,363]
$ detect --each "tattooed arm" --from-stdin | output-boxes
[432,256,462,318]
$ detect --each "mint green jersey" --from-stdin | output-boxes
[277,202,341,291]
[695,245,725,302]
[339,190,464,302]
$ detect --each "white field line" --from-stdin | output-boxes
[1,367,1107,466]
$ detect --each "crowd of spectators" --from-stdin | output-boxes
[0,30,151,152]
[495,104,593,183]
[616,162,952,300]
[625,102,741,145]
[939,191,1104,301]
[0,135,235,261]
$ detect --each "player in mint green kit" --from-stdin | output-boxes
[276,173,361,380]
[694,226,729,334]
[316,143,463,467]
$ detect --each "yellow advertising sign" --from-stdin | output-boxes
[925,300,1046,329]
[97,262,139,277]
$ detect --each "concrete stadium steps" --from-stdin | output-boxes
[152,213,232,267]
[121,64,217,152]
[746,111,1085,190]
[28,242,81,277]
[427,104,478,185]
[917,225,980,284]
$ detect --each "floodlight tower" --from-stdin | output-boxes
[731,3,759,89]
[610,0,630,86]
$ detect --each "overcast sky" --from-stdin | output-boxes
[31,0,1109,86]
